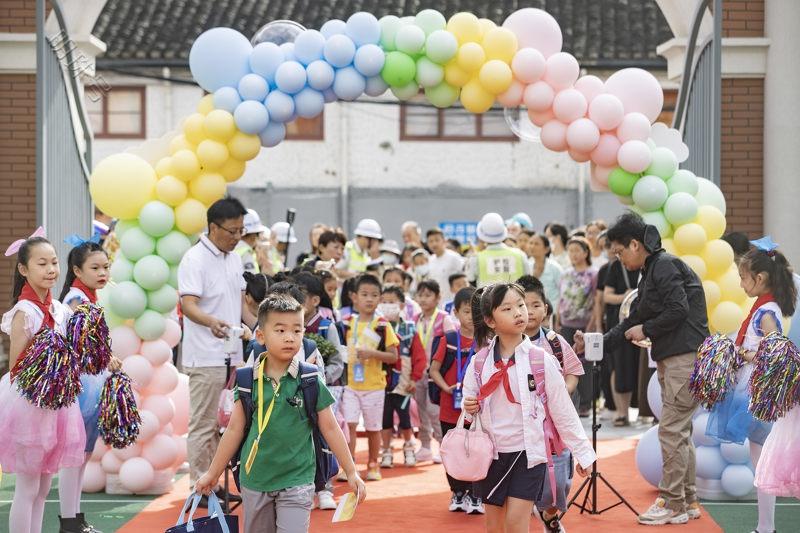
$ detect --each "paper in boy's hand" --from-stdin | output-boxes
[332,491,359,523]
[358,328,381,351]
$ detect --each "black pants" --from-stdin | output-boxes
[383,393,412,430]
[441,421,481,497]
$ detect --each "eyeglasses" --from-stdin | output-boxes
[611,245,628,259]
[213,222,245,236]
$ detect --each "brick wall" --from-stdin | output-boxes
[0,0,37,33]
[721,0,764,37]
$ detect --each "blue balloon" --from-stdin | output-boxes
[647,372,662,420]
[354,44,385,77]
[365,75,389,97]
[635,425,662,488]
[293,29,326,65]
[720,440,751,465]
[233,100,269,134]
[238,73,269,101]
[345,12,381,46]
[693,412,719,447]
[250,42,285,84]
[189,28,253,93]
[306,60,335,91]
[333,66,366,101]
[321,19,347,39]
[259,121,286,148]
[213,87,242,113]
[322,88,337,103]
[720,464,755,498]
[264,91,295,123]
[323,34,356,68]
[696,445,728,480]
[274,61,307,95]
[279,42,296,62]
[293,88,325,118]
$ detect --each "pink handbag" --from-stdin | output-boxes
[217,371,237,429]
[440,411,495,482]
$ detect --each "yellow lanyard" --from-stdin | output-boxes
[418,309,440,349]
[244,356,281,474]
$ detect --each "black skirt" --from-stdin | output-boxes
[480,451,546,507]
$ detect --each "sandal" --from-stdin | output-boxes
[613,416,630,427]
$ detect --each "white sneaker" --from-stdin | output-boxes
[403,443,416,467]
[416,447,434,463]
[432,453,442,464]
[366,467,382,481]
[448,492,466,512]
[637,498,689,526]
[318,490,337,510]
[687,501,701,520]
[380,448,393,468]
[466,495,485,515]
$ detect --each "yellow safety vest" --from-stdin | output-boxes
[344,240,368,273]
[235,243,260,274]
[477,245,527,287]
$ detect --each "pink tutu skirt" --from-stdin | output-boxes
[0,373,86,474]
[755,404,800,498]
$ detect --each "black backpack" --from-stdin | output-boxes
[230,361,338,492]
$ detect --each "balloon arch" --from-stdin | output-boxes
[87,8,748,495]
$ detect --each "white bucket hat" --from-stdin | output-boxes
[476,212,508,244]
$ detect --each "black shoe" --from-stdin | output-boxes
[543,514,564,533]
[58,516,86,533]
[77,513,103,533]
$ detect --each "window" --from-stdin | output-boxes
[85,86,145,139]
[286,114,324,140]
[657,89,679,126]
[400,97,517,142]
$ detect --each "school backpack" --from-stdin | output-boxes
[428,331,474,405]
[230,361,338,492]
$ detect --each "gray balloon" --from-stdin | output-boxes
[251,20,307,46]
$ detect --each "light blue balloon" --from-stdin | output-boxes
[306,60,335,91]
[322,88,337,103]
[279,42,296,62]
[213,87,242,113]
[354,44,385,77]
[641,210,673,238]
[249,42,285,84]
[293,88,325,118]
[189,28,253,92]
[696,445,728,480]
[365,75,389,97]
[632,175,669,211]
[237,73,269,101]
[692,412,719,447]
[264,91,295,123]
[323,34,356,68]
[274,61,307,95]
[720,440,751,465]
[345,12,381,46]
[293,30,326,65]
[258,121,286,148]
[721,464,755,497]
[333,66,366,101]
[635,425,662,488]
[321,19,346,39]
[233,100,270,134]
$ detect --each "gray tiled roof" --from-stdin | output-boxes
[93,0,672,69]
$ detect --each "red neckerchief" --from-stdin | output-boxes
[736,293,776,346]
[71,278,97,304]
[19,282,54,330]
[477,355,519,404]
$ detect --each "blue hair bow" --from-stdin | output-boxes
[750,236,779,256]
[64,232,102,248]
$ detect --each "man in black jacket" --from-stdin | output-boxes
[576,213,708,526]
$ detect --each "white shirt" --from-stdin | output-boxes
[178,235,246,367]
[427,249,464,303]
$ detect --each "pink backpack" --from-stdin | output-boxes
[439,410,495,482]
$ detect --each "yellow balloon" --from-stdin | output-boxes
[478,60,513,95]
[460,79,494,114]
[189,172,227,206]
[702,239,734,278]
[447,12,482,45]
[444,61,471,88]
[477,18,497,39]
[183,113,207,145]
[662,238,677,256]
[169,134,195,155]
[741,296,756,316]
[680,254,707,280]
[710,301,745,334]
[227,132,261,161]
[203,110,237,143]
[175,198,207,235]
[673,223,707,255]
[695,205,726,241]
[219,158,246,183]
[155,156,174,178]
[717,264,748,304]
[171,149,202,182]
[457,42,486,73]
[197,94,215,115]
[482,27,518,63]
[196,139,230,170]
[703,280,722,309]
[155,175,188,207]
[89,153,157,219]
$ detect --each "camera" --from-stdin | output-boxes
[222,326,244,354]
[583,332,604,362]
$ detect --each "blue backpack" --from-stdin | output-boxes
[230,361,338,492]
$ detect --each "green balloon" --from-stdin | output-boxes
[414,9,446,36]
[642,210,673,238]
[627,203,643,213]
[379,15,401,51]
[105,308,126,328]
[115,219,139,238]
[425,30,458,65]
[391,81,420,101]
[646,147,679,180]
[415,57,444,88]
[694,178,727,214]
[110,254,134,283]
[109,281,147,319]
[147,285,179,313]
[425,82,459,108]
[133,255,170,291]
[381,51,416,87]
[120,227,156,262]
[156,231,192,265]
[134,309,166,341]
[168,265,179,289]
[633,175,669,211]
[666,169,699,196]
[663,192,699,226]
[138,200,175,238]
[608,168,639,197]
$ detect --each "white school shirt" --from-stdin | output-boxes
[427,249,464,303]
[178,235,246,367]
[461,335,596,469]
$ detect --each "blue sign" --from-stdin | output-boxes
[439,221,478,245]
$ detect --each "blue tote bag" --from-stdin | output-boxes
[166,492,239,533]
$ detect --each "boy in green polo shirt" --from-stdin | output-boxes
[196,294,366,533]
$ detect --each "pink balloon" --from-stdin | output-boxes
[527,108,555,127]
[110,326,141,359]
[140,339,172,366]
[146,362,179,395]
[142,394,176,426]
[161,423,174,435]
[102,449,123,474]
[616,112,652,143]
[112,442,142,462]
[523,81,554,112]
[543,52,579,90]
[138,409,161,442]
[604,68,664,123]
[574,75,604,103]
[172,435,188,469]
[617,140,653,174]
[540,119,568,152]
[168,373,190,435]
[122,354,154,390]
[552,88,587,123]
[119,457,154,493]
[592,163,614,185]
[142,434,179,470]
[160,318,182,349]
[502,8,563,58]
[566,118,600,153]
[90,440,109,462]
[589,173,611,192]
[511,48,546,84]
[588,94,625,131]
[82,461,106,493]
[591,133,622,167]
[497,80,525,107]
[568,149,591,163]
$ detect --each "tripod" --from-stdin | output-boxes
[564,361,638,516]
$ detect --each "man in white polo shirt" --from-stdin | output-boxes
[178,197,257,506]
[425,227,464,303]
